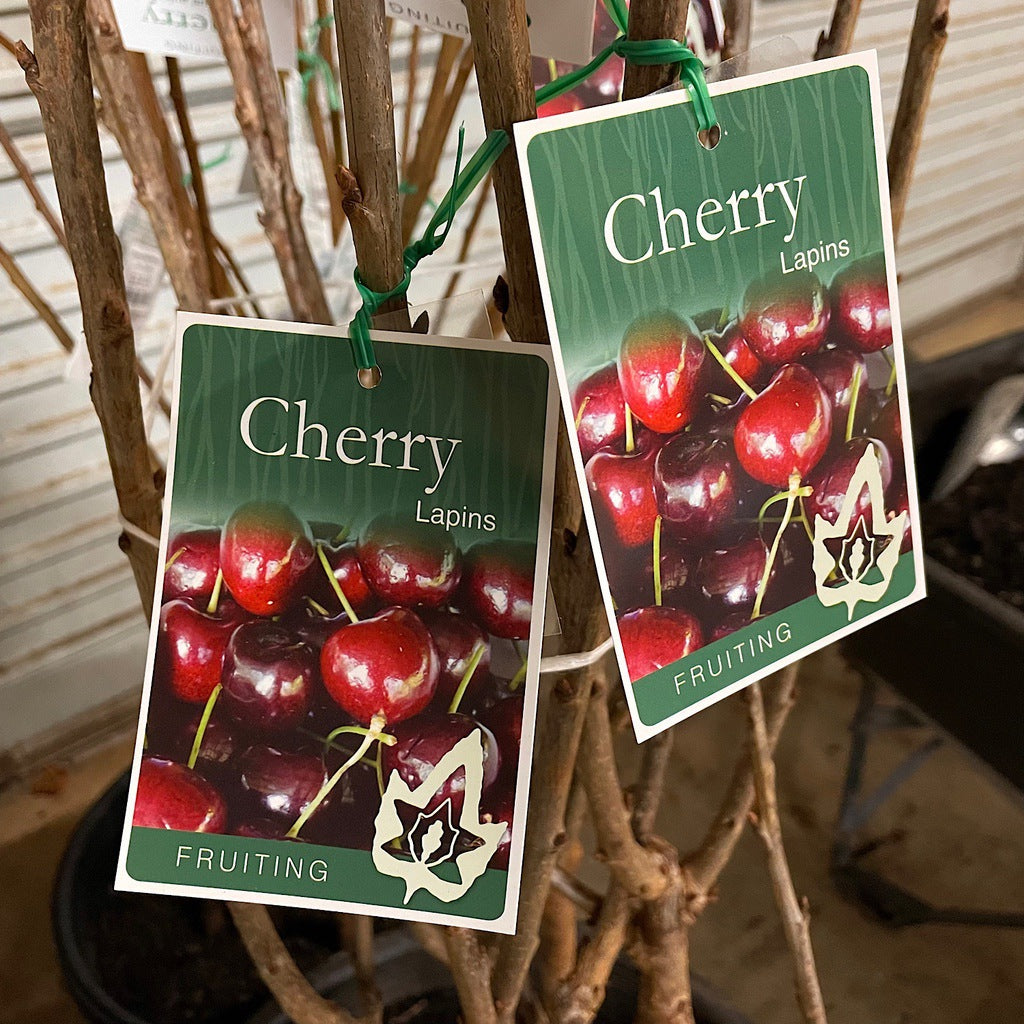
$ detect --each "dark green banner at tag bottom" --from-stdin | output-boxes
[126,827,508,921]
[632,554,918,727]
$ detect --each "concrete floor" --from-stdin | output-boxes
[1,647,1023,1024]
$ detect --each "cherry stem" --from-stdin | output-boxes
[332,522,351,544]
[164,547,185,572]
[751,474,800,621]
[508,659,528,693]
[375,744,385,797]
[322,723,396,751]
[884,360,897,398]
[797,497,816,545]
[758,484,811,525]
[704,336,757,401]
[448,642,487,714]
[288,712,386,838]
[716,307,731,332]
[706,392,731,406]
[187,684,221,770]
[205,569,224,615]
[845,363,864,444]
[573,395,590,431]
[624,404,635,454]
[316,543,359,622]
[652,514,663,607]
[306,596,330,616]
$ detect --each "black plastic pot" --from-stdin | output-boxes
[842,331,1024,793]
[53,772,754,1024]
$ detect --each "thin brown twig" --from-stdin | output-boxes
[579,692,668,902]
[401,37,474,243]
[745,682,828,1024]
[314,0,345,174]
[333,0,407,323]
[86,0,213,312]
[814,0,863,60]
[400,25,420,176]
[630,729,673,845]
[0,29,19,58]
[18,4,161,615]
[164,56,236,305]
[229,904,356,1024]
[0,117,68,249]
[622,0,690,100]
[0,239,76,352]
[721,0,752,62]
[444,928,499,1024]
[207,0,330,323]
[340,916,382,1023]
[888,0,951,243]
[443,170,492,300]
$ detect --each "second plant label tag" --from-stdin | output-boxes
[116,313,558,933]
[516,52,926,741]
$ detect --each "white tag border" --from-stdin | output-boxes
[113,311,561,935]
[515,51,928,743]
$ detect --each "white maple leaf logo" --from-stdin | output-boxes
[372,731,507,904]
[811,445,907,620]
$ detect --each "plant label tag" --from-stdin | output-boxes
[115,312,559,933]
[516,53,926,741]
[386,0,597,66]
[111,0,295,70]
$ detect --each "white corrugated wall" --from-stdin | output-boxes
[1,0,1022,755]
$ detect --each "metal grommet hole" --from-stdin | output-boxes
[358,365,382,389]
[698,123,721,150]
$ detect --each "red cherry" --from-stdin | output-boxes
[132,757,226,832]
[871,394,904,467]
[482,788,514,870]
[587,448,659,549]
[538,92,584,118]
[654,434,739,541]
[740,269,830,364]
[804,347,868,440]
[320,607,439,725]
[706,320,767,390]
[734,365,832,488]
[162,527,221,604]
[220,502,314,616]
[617,606,704,681]
[156,598,242,705]
[617,313,705,433]
[357,516,461,608]
[382,712,500,816]
[830,254,892,353]
[419,609,491,708]
[805,437,893,526]
[695,535,775,617]
[220,621,317,733]
[307,541,376,618]
[572,363,626,463]
[237,745,327,822]
[459,541,535,640]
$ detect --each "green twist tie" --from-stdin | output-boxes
[346,127,509,380]
[298,14,341,112]
[535,0,717,135]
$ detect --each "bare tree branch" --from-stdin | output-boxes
[888,0,951,242]
[445,928,499,1024]
[229,903,355,1024]
[340,916,382,1023]
[622,0,690,100]
[333,0,407,321]
[745,682,828,1024]
[19,1,161,615]
[86,0,213,313]
[0,117,68,249]
[207,0,330,323]
[814,0,863,60]
[683,664,799,897]
[721,0,752,62]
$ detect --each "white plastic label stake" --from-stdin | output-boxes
[385,0,597,66]
[111,0,296,70]
[118,197,165,332]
